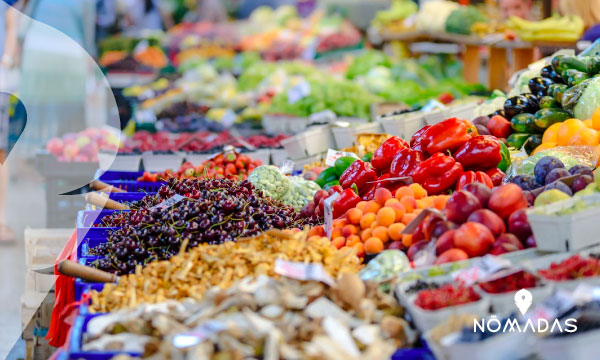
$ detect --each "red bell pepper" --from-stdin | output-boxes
[423,118,477,154]
[371,136,409,172]
[362,174,412,201]
[453,135,502,171]
[319,185,344,215]
[333,188,361,219]
[456,171,494,190]
[410,125,431,154]
[339,160,377,194]
[485,168,506,187]
[390,148,425,177]
[412,153,463,194]
[328,185,343,196]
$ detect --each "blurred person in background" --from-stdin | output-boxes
[559,0,600,41]
[195,0,228,22]
[499,0,533,20]
[118,0,173,31]
[18,0,96,151]
[0,0,20,242]
[96,0,116,42]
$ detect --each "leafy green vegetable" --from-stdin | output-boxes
[445,6,487,35]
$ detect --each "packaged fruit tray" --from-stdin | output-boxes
[519,248,600,291]
[403,284,490,332]
[77,210,124,241]
[75,257,105,301]
[68,314,141,360]
[474,272,554,314]
[527,193,600,252]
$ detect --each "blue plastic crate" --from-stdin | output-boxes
[75,257,106,301]
[76,210,125,240]
[95,169,144,182]
[85,192,151,211]
[77,237,109,259]
[103,180,164,193]
[68,314,141,360]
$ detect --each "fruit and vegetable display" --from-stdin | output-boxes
[89,178,309,274]
[42,13,600,360]
[137,152,262,182]
[414,284,481,310]
[480,54,600,155]
[538,255,600,281]
[478,270,539,293]
[121,131,288,154]
[87,273,409,359]
[44,128,121,162]
[90,230,363,312]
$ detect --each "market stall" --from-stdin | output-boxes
[19,2,600,360]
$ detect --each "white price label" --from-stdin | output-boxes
[452,255,511,286]
[325,149,359,167]
[221,109,237,128]
[135,109,157,124]
[323,192,340,240]
[151,194,186,212]
[274,259,335,286]
[287,80,311,104]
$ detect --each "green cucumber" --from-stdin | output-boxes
[547,83,567,99]
[506,133,531,149]
[539,96,559,109]
[552,55,588,74]
[533,108,571,129]
[511,113,541,133]
[524,134,543,155]
[586,57,600,76]
[561,69,589,87]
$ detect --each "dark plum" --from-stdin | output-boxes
[545,168,570,185]
[511,175,541,191]
[569,165,593,177]
[572,175,594,193]
[534,156,565,185]
[543,181,573,196]
[462,182,492,208]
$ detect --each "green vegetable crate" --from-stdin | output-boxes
[527,194,600,252]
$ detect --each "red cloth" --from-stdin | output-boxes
[46,231,77,347]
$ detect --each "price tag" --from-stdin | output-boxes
[221,109,237,128]
[172,320,226,348]
[325,149,359,166]
[274,259,335,286]
[135,108,157,124]
[323,192,340,240]
[421,100,446,113]
[452,255,512,286]
[287,80,311,104]
[151,194,186,212]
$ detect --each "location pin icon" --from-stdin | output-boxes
[514,288,533,315]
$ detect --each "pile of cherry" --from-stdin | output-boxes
[90,178,306,275]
